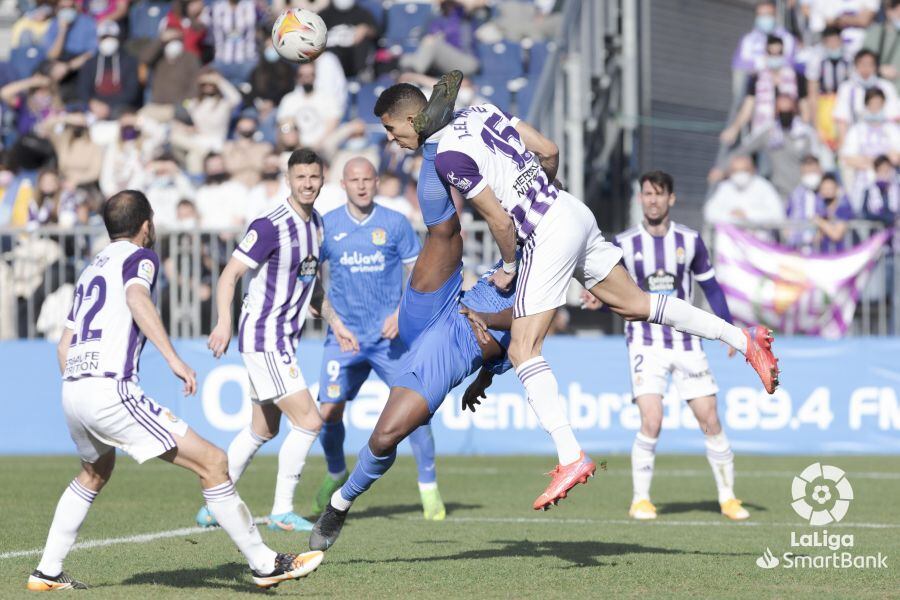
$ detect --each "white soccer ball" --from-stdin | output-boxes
[271,8,328,63]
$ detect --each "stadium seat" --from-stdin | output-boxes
[477,41,524,78]
[513,78,538,119]
[353,77,394,124]
[527,40,554,77]
[384,2,432,46]
[359,0,385,30]
[129,1,170,40]
[9,45,43,80]
[474,76,513,113]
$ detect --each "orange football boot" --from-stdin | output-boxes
[744,326,780,394]
[533,452,597,511]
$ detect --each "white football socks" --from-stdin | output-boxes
[330,489,352,511]
[705,432,736,504]
[203,481,276,574]
[36,479,97,577]
[226,426,270,483]
[516,356,582,465]
[271,424,318,515]
[648,294,747,354]
[631,433,658,503]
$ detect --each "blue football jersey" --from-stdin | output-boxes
[321,204,420,343]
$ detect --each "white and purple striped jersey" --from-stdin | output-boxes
[233,197,323,354]
[63,241,160,382]
[433,104,559,241]
[208,0,257,64]
[615,222,715,351]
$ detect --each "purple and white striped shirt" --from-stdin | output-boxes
[209,0,257,64]
[615,222,714,351]
[233,198,323,354]
[63,241,160,382]
[434,104,558,241]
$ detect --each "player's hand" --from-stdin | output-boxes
[488,268,515,292]
[381,310,400,340]
[459,305,492,345]
[462,370,493,413]
[207,322,231,359]
[334,321,360,354]
[168,357,197,396]
[580,289,602,311]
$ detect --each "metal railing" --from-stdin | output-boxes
[0,218,502,340]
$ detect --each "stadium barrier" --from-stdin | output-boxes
[2,337,899,456]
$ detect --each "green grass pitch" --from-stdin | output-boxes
[1,455,897,599]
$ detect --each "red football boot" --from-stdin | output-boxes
[533,452,596,511]
[744,326,780,394]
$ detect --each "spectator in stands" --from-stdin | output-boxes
[75,21,142,110]
[862,0,900,94]
[164,0,210,60]
[41,0,98,61]
[99,110,148,197]
[399,0,480,77]
[840,87,900,203]
[275,120,302,170]
[731,0,797,95]
[810,173,855,253]
[833,49,900,145]
[787,155,825,222]
[476,0,561,43]
[170,69,242,173]
[861,154,900,224]
[374,170,418,222]
[222,112,273,187]
[26,168,64,228]
[245,151,286,222]
[721,35,808,146]
[250,39,296,106]
[0,72,61,138]
[10,3,54,79]
[193,153,249,232]
[807,26,851,151]
[160,198,214,332]
[321,119,380,184]
[140,25,201,107]
[704,154,785,224]
[320,0,378,79]
[277,62,342,151]
[83,0,129,24]
[131,151,194,229]
[807,0,877,57]
[36,111,102,188]
[713,94,820,199]
[209,0,257,86]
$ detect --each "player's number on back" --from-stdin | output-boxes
[327,360,340,382]
[481,114,529,170]
[70,276,107,345]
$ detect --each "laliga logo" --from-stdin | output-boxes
[790,462,853,526]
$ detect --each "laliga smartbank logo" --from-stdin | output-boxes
[755,463,887,570]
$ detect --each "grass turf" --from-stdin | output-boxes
[0,455,898,599]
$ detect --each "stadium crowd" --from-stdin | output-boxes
[707,0,900,254]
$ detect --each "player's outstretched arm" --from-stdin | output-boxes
[514,119,559,182]
[125,285,197,395]
[56,328,74,375]
[208,257,249,358]
[469,187,518,291]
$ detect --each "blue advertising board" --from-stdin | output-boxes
[1,337,899,456]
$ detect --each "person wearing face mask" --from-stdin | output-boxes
[840,87,900,204]
[862,154,900,225]
[163,0,210,59]
[809,174,855,254]
[41,0,98,62]
[833,49,900,145]
[99,112,148,197]
[245,152,288,224]
[277,62,343,151]
[704,154,785,225]
[318,0,378,78]
[862,0,900,93]
[0,72,62,138]
[721,36,808,146]
[731,0,797,97]
[193,152,250,232]
[807,0,877,58]
[35,110,104,188]
[140,26,201,108]
[807,26,851,150]
[248,39,296,108]
[130,151,195,230]
[75,20,141,111]
[171,69,242,174]
[223,113,274,187]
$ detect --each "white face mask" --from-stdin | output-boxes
[98,37,119,56]
[801,172,822,190]
[164,40,184,60]
[332,0,355,9]
[730,171,752,188]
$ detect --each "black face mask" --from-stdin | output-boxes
[777,111,794,128]
[821,196,836,204]
[301,82,314,94]
[206,172,229,184]
[237,129,254,139]
[71,126,87,138]
[261,170,280,181]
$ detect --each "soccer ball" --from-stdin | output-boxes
[271,8,327,63]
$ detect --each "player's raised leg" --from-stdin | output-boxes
[688,395,749,520]
[629,395,662,520]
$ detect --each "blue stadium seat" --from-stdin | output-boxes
[474,76,512,113]
[9,46,43,80]
[358,0,385,30]
[514,79,538,119]
[384,2,432,46]
[527,40,553,77]
[353,77,394,124]
[477,41,524,78]
[129,1,170,40]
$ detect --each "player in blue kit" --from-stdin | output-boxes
[312,157,447,521]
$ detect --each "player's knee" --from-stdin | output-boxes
[320,402,344,424]
[369,428,400,457]
[641,415,663,438]
[200,447,229,481]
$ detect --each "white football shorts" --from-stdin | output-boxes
[627,344,719,401]
[62,378,189,464]
[242,350,307,403]
[514,191,623,318]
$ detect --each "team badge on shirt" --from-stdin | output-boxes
[239,230,258,252]
[371,228,387,246]
[289,366,299,379]
[138,259,155,285]
[298,255,318,283]
[646,269,676,295]
[676,247,686,264]
[327,384,341,398]
[163,409,180,423]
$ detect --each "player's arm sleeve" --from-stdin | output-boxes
[232,218,278,269]
[396,216,420,263]
[691,236,733,324]
[122,248,160,292]
[434,150,487,200]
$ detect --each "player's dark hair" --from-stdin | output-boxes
[874,154,893,170]
[287,148,323,171]
[855,48,878,64]
[639,170,674,195]
[103,190,153,240]
[864,86,886,105]
[373,83,427,118]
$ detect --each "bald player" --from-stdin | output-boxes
[310,158,447,521]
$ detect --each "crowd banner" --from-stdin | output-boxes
[714,224,890,338]
[2,338,899,456]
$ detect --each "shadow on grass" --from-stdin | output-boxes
[339,539,756,569]
[655,500,767,516]
[350,502,482,520]
[120,562,266,592]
